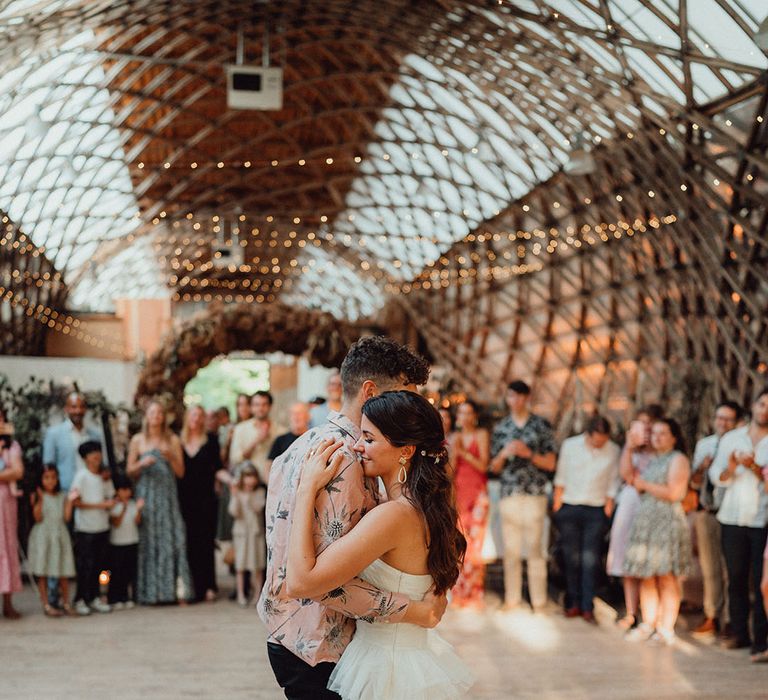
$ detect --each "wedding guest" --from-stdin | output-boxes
[127,400,192,605]
[0,408,23,619]
[228,463,266,606]
[42,392,102,493]
[229,391,282,484]
[689,400,741,638]
[235,393,252,423]
[28,465,76,616]
[222,394,252,469]
[490,380,557,612]
[216,406,233,463]
[761,508,768,663]
[108,475,143,608]
[309,371,343,428]
[553,415,620,623]
[178,405,221,602]
[217,395,251,542]
[266,402,310,480]
[709,388,768,659]
[71,441,115,616]
[205,408,220,435]
[449,400,490,608]
[439,406,453,440]
[623,418,692,645]
[606,404,663,629]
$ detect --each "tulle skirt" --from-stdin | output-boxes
[328,621,473,699]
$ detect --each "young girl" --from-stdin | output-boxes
[27,465,76,616]
[227,462,266,606]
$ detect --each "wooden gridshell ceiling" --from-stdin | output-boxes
[1,0,767,428]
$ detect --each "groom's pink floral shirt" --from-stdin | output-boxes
[257,412,409,665]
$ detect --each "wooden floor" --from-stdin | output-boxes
[2,584,765,699]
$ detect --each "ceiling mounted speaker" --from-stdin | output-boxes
[225,65,283,110]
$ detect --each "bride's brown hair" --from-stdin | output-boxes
[362,391,466,595]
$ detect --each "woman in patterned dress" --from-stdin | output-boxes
[623,417,692,645]
[606,404,663,629]
[127,400,192,604]
[449,401,490,608]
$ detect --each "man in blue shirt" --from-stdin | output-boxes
[42,392,102,605]
[42,392,102,493]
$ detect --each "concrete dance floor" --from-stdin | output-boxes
[2,587,765,699]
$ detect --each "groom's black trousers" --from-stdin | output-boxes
[267,643,341,699]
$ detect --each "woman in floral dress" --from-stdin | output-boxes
[623,417,692,645]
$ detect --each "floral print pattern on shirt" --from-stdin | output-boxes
[257,412,409,666]
[491,414,557,498]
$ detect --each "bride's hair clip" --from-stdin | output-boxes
[419,447,445,464]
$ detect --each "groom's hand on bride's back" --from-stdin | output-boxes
[402,589,448,628]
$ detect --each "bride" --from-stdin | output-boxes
[287,390,474,699]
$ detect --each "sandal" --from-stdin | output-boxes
[750,650,768,664]
[616,614,636,631]
[43,604,63,618]
[61,604,77,617]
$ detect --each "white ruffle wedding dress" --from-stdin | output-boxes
[328,558,474,699]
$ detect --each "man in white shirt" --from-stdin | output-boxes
[553,415,620,623]
[690,401,741,638]
[709,388,768,656]
[229,391,283,483]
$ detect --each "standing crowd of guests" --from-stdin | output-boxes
[0,377,338,618]
[2,374,767,665]
[444,381,768,661]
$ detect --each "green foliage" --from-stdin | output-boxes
[0,373,137,478]
[183,357,270,415]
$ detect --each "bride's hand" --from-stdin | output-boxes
[420,589,448,628]
[300,438,345,492]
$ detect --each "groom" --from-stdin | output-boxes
[258,336,447,699]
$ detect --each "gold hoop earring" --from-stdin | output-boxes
[397,455,407,484]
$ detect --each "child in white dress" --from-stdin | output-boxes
[28,465,76,616]
[228,463,266,606]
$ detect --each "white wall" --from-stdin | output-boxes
[0,356,139,406]
[296,358,335,402]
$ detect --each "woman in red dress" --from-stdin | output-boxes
[449,400,490,608]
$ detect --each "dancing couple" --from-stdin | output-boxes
[258,336,473,699]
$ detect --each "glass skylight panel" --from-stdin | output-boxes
[690,62,729,102]
[0,27,161,309]
[622,46,686,102]
[545,0,604,28]
[607,0,681,49]
[687,0,767,69]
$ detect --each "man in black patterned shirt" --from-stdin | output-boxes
[490,380,557,612]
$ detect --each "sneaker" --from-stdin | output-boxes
[649,629,676,646]
[89,599,112,614]
[624,623,654,642]
[564,607,582,618]
[74,600,92,616]
[112,602,126,611]
[124,601,135,609]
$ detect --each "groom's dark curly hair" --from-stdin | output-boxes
[340,336,430,398]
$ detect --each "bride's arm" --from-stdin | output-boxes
[286,490,404,599]
[286,440,401,598]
